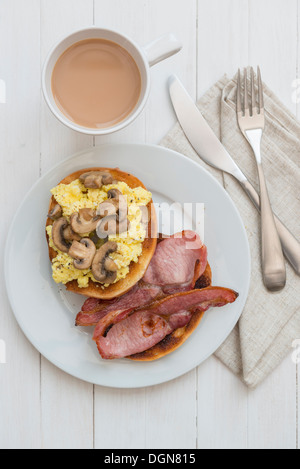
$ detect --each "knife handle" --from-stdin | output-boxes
[240,179,300,276]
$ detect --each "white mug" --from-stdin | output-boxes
[42,27,182,136]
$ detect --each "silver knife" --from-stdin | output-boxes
[169,75,300,275]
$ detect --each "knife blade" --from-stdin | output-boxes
[169,75,300,275]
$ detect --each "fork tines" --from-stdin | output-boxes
[237,67,264,118]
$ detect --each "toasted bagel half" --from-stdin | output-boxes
[46,167,157,300]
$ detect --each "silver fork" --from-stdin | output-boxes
[237,67,286,291]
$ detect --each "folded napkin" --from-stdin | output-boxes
[161,74,300,388]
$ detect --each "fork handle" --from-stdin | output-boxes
[241,177,300,278]
[257,164,286,290]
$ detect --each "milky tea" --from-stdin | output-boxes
[51,39,142,129]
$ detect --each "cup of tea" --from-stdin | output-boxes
[42,27,182,135]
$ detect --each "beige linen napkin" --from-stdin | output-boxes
[161,74,300,388]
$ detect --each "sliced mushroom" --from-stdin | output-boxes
[104,257,118,275]
[48,204,62,220]
[68,238,96,270]
[79,171,113,189]
[70,208,101,234]
[96,189,128,233]
[107,189,128,222]
[96,215,130,239]
[51,217,71,253]
[91,241,118,284]
[107,188,122,200]
[63,225,81,242]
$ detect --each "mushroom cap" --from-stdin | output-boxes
[48,204,62,220]
[70,208,100,234]
[79,171,113,189]
[52,217,70,253]
[68,238,96,270]
[97,197,128,223]
[91,241,118,284]
[104,257,118,273]
[107,188,122,200]
[63,225,81,242]
[107,189,128,222]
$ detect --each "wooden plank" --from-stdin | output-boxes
[197,357,248,449]
[248,357,297,449]
[197,0,249,98]
[39,0,94,450]
[196,0,249,450]
[249,0,298,113]
[94,387,147,449]
[41,361,94,449]
[0,0,41,449]
[145,373,197,449]
[144,0,198,143]
[247,0,297,450]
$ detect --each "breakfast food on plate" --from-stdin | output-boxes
[76,231,209,327]
[46,169,238,362]
[46,168,157,300]
[75,230,239,361]
[96,287,238,361]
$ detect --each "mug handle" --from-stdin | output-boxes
[143,33,182,67]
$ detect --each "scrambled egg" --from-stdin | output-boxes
[47,180,152,288]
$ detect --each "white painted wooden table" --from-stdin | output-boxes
[0,0,298,450]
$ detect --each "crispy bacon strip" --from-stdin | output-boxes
[76,284,162,327]
[95,287,239,359]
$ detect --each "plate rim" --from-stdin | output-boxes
[5,143,251,389]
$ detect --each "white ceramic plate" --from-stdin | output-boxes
[5,144,251,388]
